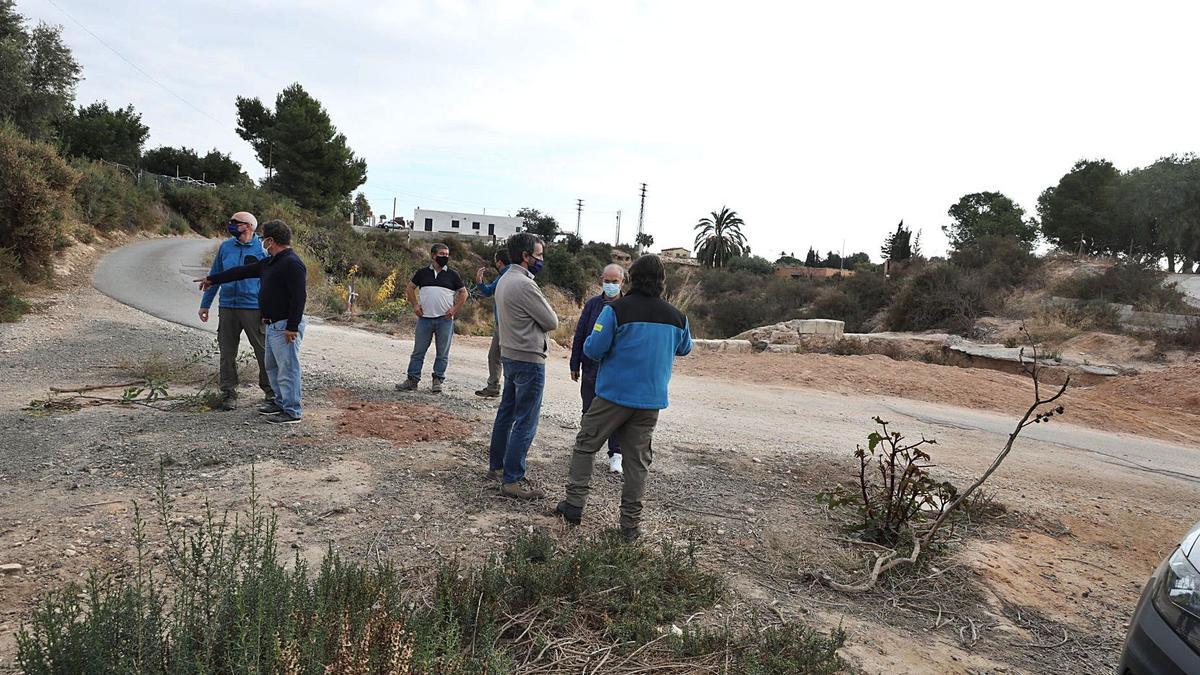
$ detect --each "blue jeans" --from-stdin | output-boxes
[489,358,546,483]
[580,372,620,457]
[407,316,454,381]
[264,318,305,417]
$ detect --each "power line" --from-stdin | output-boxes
[44,0,224,127]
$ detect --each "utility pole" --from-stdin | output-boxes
[636,183,647,252]
[615,210,622,245]
[576,198,583,237]
[392,197,397,221]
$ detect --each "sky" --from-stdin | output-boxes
[18,0,1200,259]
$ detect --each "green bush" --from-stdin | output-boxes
[0,124,80,281]
[162,184,226,234]
[726,254,775,275]
[16,480,844,674]
[1055,260,1188,312]
[72,159,163,232]
[539,243,591,302]
[949,234,1040,291]
[886,264,988,335]
[0,283,29,322]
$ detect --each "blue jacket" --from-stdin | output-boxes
[584,291,692,410]
[571,293,617,377]
[478,264,509,326]
[200,235,267,310]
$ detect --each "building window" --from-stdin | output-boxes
[474,222,482,230]
[451,219,460,228]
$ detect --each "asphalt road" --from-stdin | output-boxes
[93,238,1200,490]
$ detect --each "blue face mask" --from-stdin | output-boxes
[602,282,621,298]
[529,258,544,276]
[227,222,242,236]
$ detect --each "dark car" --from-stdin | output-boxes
[1119,521,1200,673]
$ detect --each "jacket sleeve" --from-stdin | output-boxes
[285,259,307,332]
[199,243,224,309]
[207,257,264,285]
[583,305,616,362]
[526,282,559,332]
[570,298,596,372]
[677,317,693,356]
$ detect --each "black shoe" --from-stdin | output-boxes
[265,412,302,425]
[257,401,284,415]
[219,393,237,411]
[553,501,582,526]
[619,526,640,543]
[475,386,500,398]
[430,378,444,394]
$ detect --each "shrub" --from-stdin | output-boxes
[161,183,226,233]
[810,271,894,332]
[1055,260,1187,312]
[886,264,988,335]
[949,233,1040,291]
[16,480,845,674]
[0,124,80,281]
[72,159,163,232]
[1155,318,1200,352]
[0,283,29,322]
[539,244,589,302]
[726,254,775,275]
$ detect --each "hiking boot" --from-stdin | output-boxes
[619,526,640,543]
[395,378,419,391]
[486,468,502,480]
[430,378,444,394]
[265,412,302,425]
[475,386,500,398]
[257,400,284,415]
[608,454,623,474]
[553,501,582,526]
[218,392,237,411]
[500,479,545,500]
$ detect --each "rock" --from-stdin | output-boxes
[412,513,422,521]
[64,548,78,557]
[0,563,23,574]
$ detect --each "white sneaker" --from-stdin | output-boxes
[609,454,623,474]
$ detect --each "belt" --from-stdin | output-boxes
[262,318,279,325]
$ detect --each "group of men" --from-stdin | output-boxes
[195,214,692,539]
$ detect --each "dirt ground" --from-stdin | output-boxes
[1,239,1198,673]
[676,351,1200,447]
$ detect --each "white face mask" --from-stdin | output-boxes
[602,282,621,297]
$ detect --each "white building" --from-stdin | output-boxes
[411,208,524,240]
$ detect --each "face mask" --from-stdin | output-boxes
[435,256,449,268]
[529,258,544,276]
[227,222,242,236]
[602,282,621,298]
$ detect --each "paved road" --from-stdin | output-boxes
[94,238,1200,489]
[1168,273,1200,309]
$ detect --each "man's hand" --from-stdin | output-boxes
[198,308,209,322]
[476,267,486,283]
[571,370,580,382]
[414,303,423,318]
[193,277,213,291]
[284,330,299,343]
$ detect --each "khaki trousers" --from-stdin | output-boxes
[217,307,272,398]
[565,397,659,529]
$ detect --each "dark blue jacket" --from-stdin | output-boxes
[207,248,307,331]
[200,235,267,310]
[571,293,617,377]
[583,291,692,410]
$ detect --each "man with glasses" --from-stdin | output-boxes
[195,219,308,425]
[198,211,272,411]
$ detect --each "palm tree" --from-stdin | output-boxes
[693,206,747,268]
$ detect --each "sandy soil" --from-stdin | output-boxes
[676,351,1200,447]
[1,238,1198,673]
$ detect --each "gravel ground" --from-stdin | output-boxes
[1,236,1197,673]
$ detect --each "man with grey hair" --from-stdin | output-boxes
[570,263,626,473]
[198,211,272,411]
[397,243,467,393]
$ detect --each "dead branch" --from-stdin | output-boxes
[50,380,143,393]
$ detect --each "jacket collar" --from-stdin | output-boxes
[233,234,261,248]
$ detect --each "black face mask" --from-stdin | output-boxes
[435,256,449,268]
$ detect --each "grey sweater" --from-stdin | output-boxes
[495,265,559,363]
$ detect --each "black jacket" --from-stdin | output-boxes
[207,247,307,331]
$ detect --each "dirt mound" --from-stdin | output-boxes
[1088,361,1200,414]
[331,392,472,446]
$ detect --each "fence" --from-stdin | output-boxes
[98,159,216,189]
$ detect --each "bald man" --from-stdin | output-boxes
[199,211,273,410]
[570,263,626,472]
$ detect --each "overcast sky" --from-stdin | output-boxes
[19,0,1200,259]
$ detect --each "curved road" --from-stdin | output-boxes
[94,238,1200,489]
